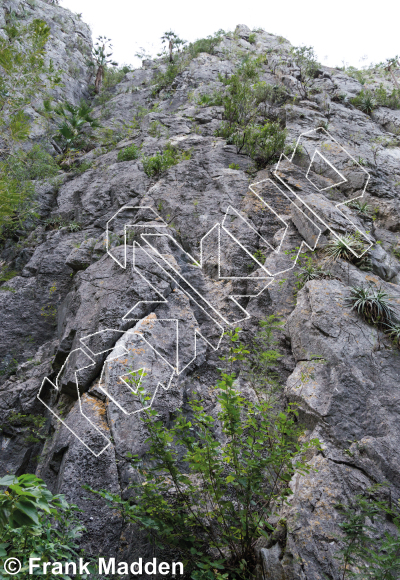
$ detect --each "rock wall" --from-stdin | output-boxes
[1,16,400,580]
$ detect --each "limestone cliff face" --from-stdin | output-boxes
[1,12,400,579]
[0,0,92,143]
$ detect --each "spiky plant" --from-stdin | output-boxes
[384,322,400,345]
[347,200,372,216]
[324,233,367,263]
[351,90,376,115]
[296,264,332,290]
[348,285,396,325]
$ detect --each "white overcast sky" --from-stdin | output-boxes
[62,0,398,70]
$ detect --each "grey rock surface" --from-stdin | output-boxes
[1,8,400,579]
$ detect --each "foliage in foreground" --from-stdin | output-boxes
[336,484,400,579]
[90,329,320,579]
[0,474,91,578]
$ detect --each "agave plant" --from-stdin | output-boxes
[324,233,367,263]
[384,322,400,345]
[352,90,376,115]
[347,200,372,216]
[348,285,396,325]
[385,322,400,346]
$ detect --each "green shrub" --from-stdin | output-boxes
[217,61,287,167]
[336,484,400,579]
[197,91,224,106]
[288,46,320,99]
[0,266,18,283]
[1,411,46,444]
[385,322,400,346]
[151,62,181,96]
[117,143,140,162]
[186,30,225,58]
[0,474,93,575]
[0,19,61,232]
[103,64,132,89]
[375,84,400,109]
[243,315,285,403]
[229,162,240,169]
[89,329,320,580]
[248,33,256,44]
[142,143,191,177]
[242,122,287,167]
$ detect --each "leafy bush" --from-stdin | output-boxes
[229,163,240,169]
[289,46,320,99]
[248,33,256,44]
[241,122,287,167]
[243,316,285,402]
[0,19,60,232]
[348,284,397,325]
[151,62,181,96]
[217,61,287,167]
[336,484,400,579]
[103,64,132,89]
[1,411,46,444]
[0,474,91,576]
[197,91,224,106]
[142,143,191,177]
[89,329,320,579]
[374,84,400,109]
[117,144,140,162]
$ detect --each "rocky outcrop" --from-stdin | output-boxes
[1,14,400,579]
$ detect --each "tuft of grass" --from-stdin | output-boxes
[248,33,256,44]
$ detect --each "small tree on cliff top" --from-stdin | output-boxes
[90,36,118,94]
